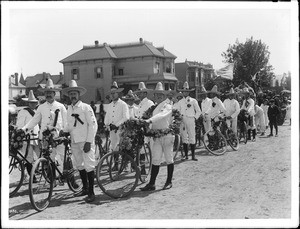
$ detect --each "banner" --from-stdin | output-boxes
[215,63,234,80]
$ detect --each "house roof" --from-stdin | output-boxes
[9,83,26,88]
[25,73,64,87]
[156,47,177,59]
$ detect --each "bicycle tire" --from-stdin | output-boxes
[173,134,184,161]
[9,152,25,197]
[29,157,53,212]
[137,143,152,183]
[66,156,82,193]
[96,151,139,199]
[203,130,227,156]
[227,129,239,151]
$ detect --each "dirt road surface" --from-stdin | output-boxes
[6,122,295,227]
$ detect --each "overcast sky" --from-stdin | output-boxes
[2,1,297,78]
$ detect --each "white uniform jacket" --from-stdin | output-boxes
[16,108,40,144]
[241,98,255,116]
[206,97,226,119]
[201,97,212,115]
[64,101,98,144]
[23,100,67,138]
[149,101,173,130]
[104,98,129,127]
[136,97,154,118]
[177,96,201,119]
[223,98,240,119]
[260,104,269,125]
[128,104,138,119]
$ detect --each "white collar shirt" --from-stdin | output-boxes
[149,101,173,130]
[128,104,138,119]
[177,96,201,119]
[223,98,240,119]
[241,98,255,116]
[136,97,154,118]
[206,97,226,119]
[104,98,129,127]
[201,97,212,114]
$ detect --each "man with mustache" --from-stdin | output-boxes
[62,80,98,203]
[22,79,67,183]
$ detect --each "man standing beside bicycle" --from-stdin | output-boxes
[223,88,240,135]
[176,81,201,161]
[16,90,40,181]
[22,79,67,185]
[61,80,98,203]
[199,86,212,134]
[140,82,175,191]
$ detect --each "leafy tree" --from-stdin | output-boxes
[221,37,275,91]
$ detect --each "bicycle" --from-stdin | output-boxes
[9,125,40,197]
[95,129,111,164]
[173,134,184,161]
[28,129,82,211]
[96,119,152,199]
[202,116,228,156]
[219,117,239,151]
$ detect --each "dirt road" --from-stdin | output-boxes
[7,122,293,226]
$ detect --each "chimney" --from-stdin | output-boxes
[95,40,99,46]
[139,38,143,43]
[103,42,107,46]
[14,73,18,86]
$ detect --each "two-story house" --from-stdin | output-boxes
[60,38,178,103]
[175,60,214,100]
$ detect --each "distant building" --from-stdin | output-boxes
[175,60,214,100]
[60,38,178,103]
[9,73,26,100]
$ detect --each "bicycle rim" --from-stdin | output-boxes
[138,144,152,183]
[29,158,53,212]
[9,153,24,197]
[227,130,239,151]
[203,130,227,156]
[173,134,181,161]
[96,151,138,199]
[66,156,82,193]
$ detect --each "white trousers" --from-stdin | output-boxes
[20,142,39,164]
[226,118,238,134]
[109,130,121,152]
[180,116,196,144]
[71,142,96,172]
[152,134,174,166]
[255,114,266,132]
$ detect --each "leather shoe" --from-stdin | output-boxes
[162,182,172,190]
[192,158,198,161]
[140,183,156,191]
[74,189,88,197]
[85,194,95,203]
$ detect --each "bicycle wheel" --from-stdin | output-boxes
[65,156,82,193]
[137,143,152,183]
[203,130,227,156]
[227,129,239,151]
[96,151,139,199]
[9,152,25,197]
[239,122,248,144]
[29,157,53,212]
[173,134,184,161]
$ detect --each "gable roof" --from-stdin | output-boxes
[111,43,164,58]
[25,73,64,87]
[156,47,177,59]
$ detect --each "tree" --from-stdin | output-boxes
[221,37,275,92]
[275,79,279,87]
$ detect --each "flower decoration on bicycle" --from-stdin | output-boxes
[9,126,26,150]
[41,127,61,151]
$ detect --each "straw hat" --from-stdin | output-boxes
[122,90,136,101]
[199,85,208,94]
[62,80,87,96]
[153,82,167,94]
[133,82,152,94]
[22,90,39,102]
[178,81,195,92]
[110,81,124,93]
[226,88,236,95]
[208,85,221,95]
[240,87,250,94]
[38,78,61,92]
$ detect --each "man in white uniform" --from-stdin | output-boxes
[122,90,138,119]
[62,80,98,203]
[254,103,266,136]
[16,90,40,180]
[199,86,212,133]
[22,79,67,180]
[260,99,269,132]
[134,82,154,118]
[177,82,201,161]
[140,82,175,191]
[223,88,240,135]
[104,82,129,153]
[241,88,256,141]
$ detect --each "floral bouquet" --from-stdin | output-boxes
[9,126,26,151]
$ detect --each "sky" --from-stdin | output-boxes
[2,1,297,79]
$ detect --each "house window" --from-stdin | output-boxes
[95,67,103,79]
[72,68,79,80]
[155,62,160,73]
[190,71,195,82]
[118,68,124,76]
[166,62,171,73]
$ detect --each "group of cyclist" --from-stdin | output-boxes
[12,77,285,203]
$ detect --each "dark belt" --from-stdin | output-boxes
[71,114,84,127]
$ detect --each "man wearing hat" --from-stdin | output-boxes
[267,99,280,137]
[240,87,256,141]
[122,90,138,119]
[16,90,40,180]
[140,82,175,191]
[260,99,269,132]
[199,85,212,133]
[62,80,98,203]
[22,79,67,178]
[176,81,201,161]
[223,88,240,135]
[134,82,154,118]
[104,82,129,154]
